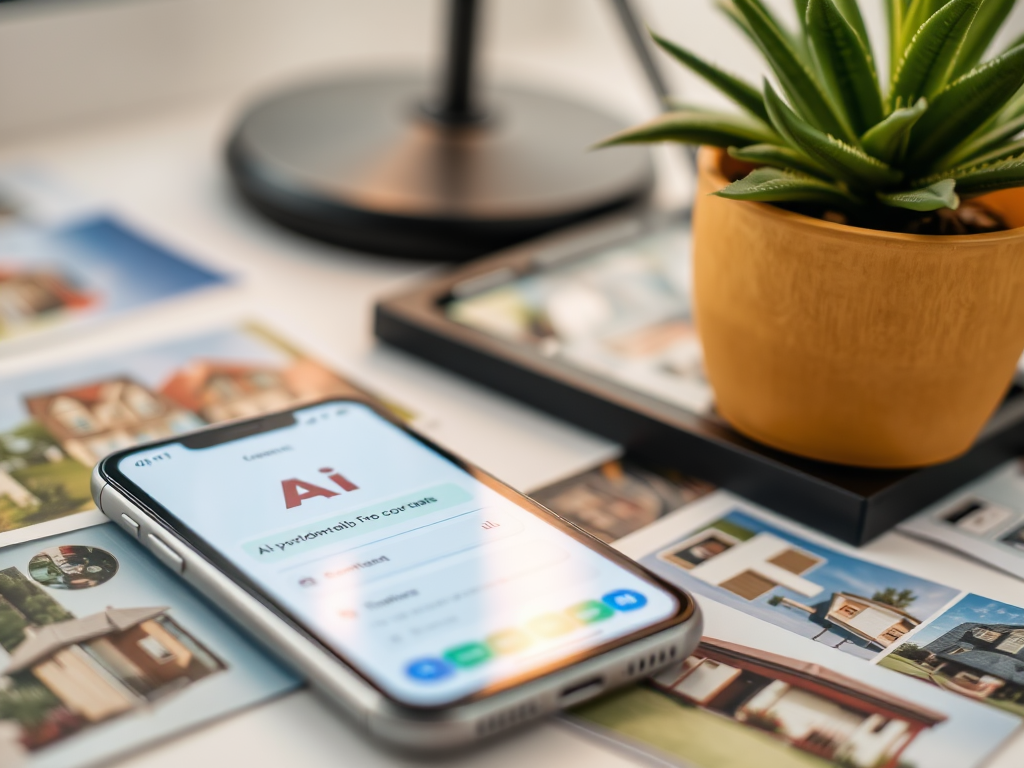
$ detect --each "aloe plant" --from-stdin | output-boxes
[601,0,1024,231]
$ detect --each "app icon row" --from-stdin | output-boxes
[405,589,648,682]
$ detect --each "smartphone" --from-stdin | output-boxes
[92,399,701,750]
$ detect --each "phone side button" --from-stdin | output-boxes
[147,533,185,574]
[120,514,141,537]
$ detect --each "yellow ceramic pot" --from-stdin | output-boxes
[692,147,1024,468]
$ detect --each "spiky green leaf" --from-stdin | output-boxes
[907,44,1024,170]
[728,143,829,176]
[733,0,855,142]
[764,83,903,188]
[886,0,907,80]
[900,0,949,54]
[954,0,1016,76]
[794,0,810,28]
[996,85,1024,124]
[716,0,760,47]
[860,98,928,164]
[806,0,883,134]
[650,33,769,124]
[939,155,1024,196]
[833,0,874,57]
[877,178,959,210]
[714,166,861,206]
[958,138,1024,168]
[1004,30,1024,55]
[890,0,982,108]
[941,111,1024,168]
[596,110,779,149]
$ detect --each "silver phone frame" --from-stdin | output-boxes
[91,404,703,751]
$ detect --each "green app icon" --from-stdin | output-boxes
[569,599,615,624]
[444,642,493,668]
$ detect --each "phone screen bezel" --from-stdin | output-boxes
[99,398,695,712]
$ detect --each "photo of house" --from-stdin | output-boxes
[772,593,920,651]
[657,639,944,768]
[25,377,204,467]
[942,497,1016,536]
[529,458,713,542]
[159,357,366,424]
[0,525,296,766]
[880,593,1024,718]
[659,527,824,600]
[0,558,223,752]
[0,213,226,345]
[4,605,224,726]
[0,269,95,337]
[571,632,1018,768]
[644,510,958,659]
[0,324,380,538]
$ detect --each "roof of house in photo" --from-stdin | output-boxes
[3,606,168,673]
[159,360,279,411]
[25,376,139,408]
[831,592,922,624]
[700,638,947,724]
[934,648,1024,685]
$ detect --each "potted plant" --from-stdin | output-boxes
[602,0,1024,468]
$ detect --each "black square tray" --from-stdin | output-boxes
[374,211,1024,545]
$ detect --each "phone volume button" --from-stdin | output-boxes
[147,533,185,574]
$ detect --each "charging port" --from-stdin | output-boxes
[560,677,604,703]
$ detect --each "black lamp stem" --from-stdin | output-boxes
[436,0,482,123]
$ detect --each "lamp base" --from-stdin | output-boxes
[226,74,654,260]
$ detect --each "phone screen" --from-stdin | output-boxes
[114,401,681,707]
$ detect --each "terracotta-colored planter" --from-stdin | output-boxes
[692,147,1024,468]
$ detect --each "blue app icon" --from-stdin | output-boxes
[406,657,453,682]
[602,589,648,612]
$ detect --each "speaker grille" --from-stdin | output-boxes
[476,700,540,737]
[627,645,677,678]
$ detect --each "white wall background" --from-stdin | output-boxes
[0,0,1022,141]
[2,0,1015,141]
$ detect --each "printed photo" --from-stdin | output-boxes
[28,546,118,590]
[0,324,378,540]
[445,223,716,416]
[571,636,1020,768]
[529,458,714,542]
[899,460,1024,579]
[0,524,295,767]
[0,218,226,345]
[0,167,227,347]
[642,510,959,659]
[879,593,1024,719]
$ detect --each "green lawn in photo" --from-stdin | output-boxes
[572,686,834,768]
[879,654,1024,719]
[1,458,93,531]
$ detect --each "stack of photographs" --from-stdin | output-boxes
[532,481,1024,768]
[0,168,410,767]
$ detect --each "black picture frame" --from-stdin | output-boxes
[374,210,1024,545]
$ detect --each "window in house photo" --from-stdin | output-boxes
[138,634,175,663]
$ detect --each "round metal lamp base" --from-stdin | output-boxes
[226,74,654,261]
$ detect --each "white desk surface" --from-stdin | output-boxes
[1,3,1023,765]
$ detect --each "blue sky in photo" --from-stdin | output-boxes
[902,593,1024,649]
[0,215,226,316]
[642,510,960,658]
[0,326,290,431]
